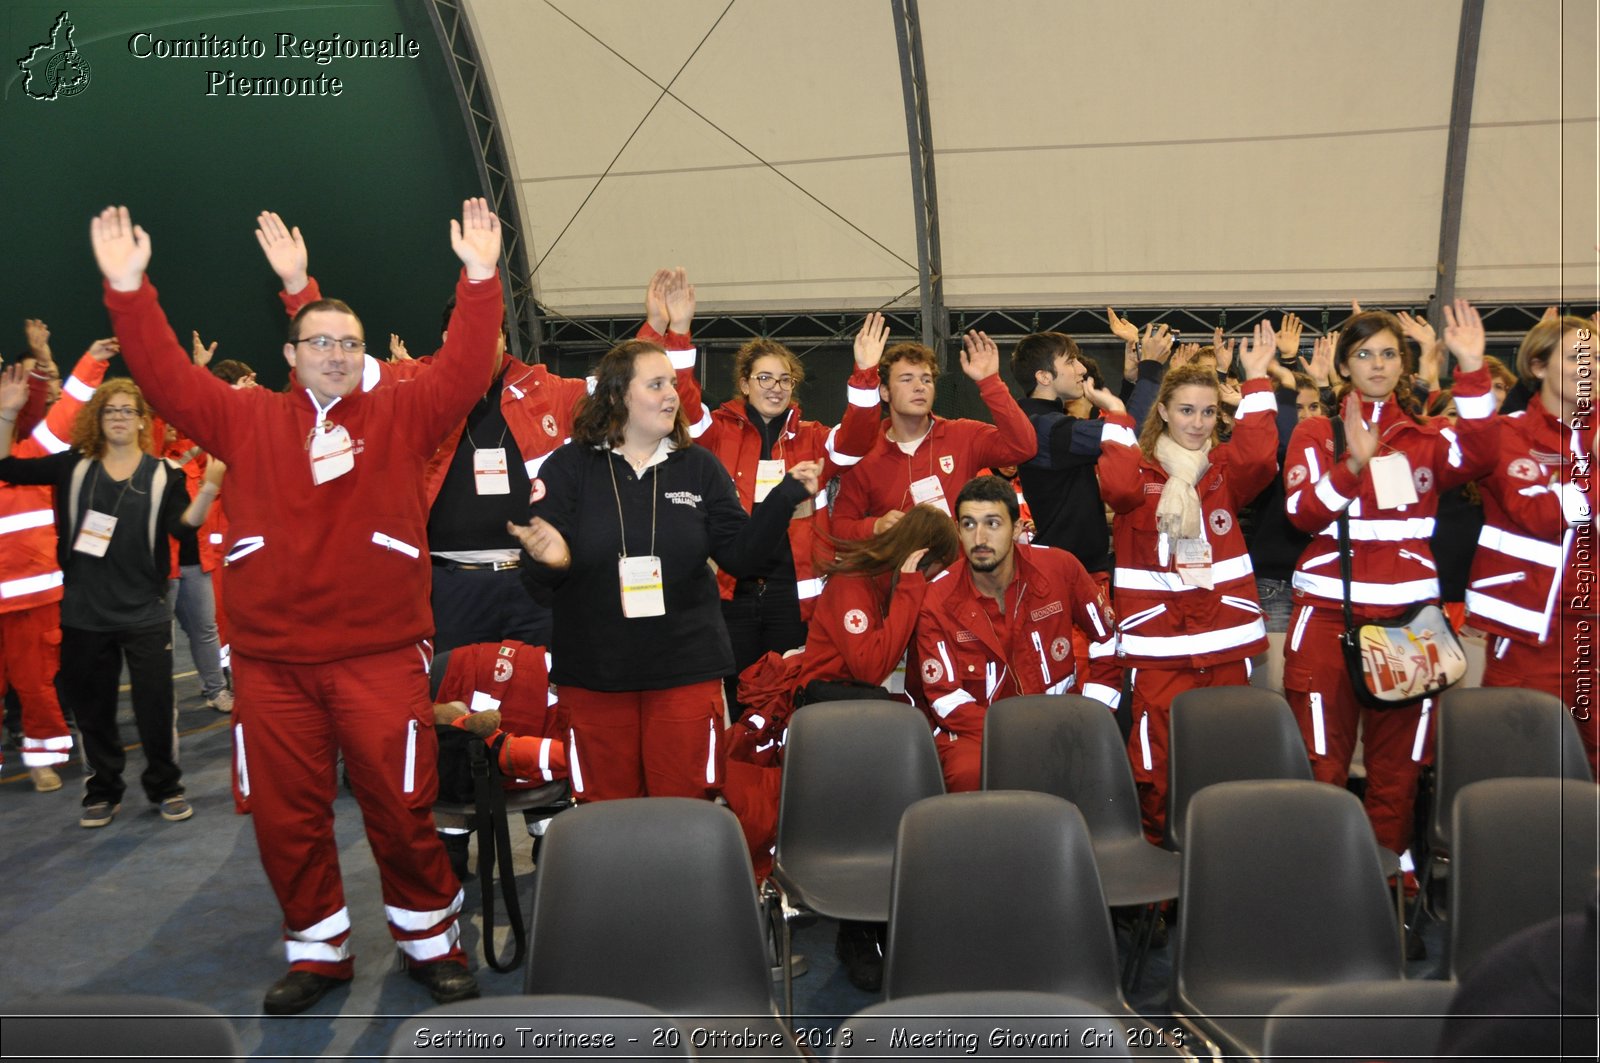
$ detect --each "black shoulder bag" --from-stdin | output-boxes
[434,726,526,972]
[1330,416,1467,708]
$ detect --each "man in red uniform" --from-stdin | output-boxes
[1468,316,1599,773]
[832,330,1036,541]
[91,199,504,1015]
[914,475,1117,792]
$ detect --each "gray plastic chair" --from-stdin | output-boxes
[983,694,1180,991]
[983,694,1180,908]
[0,994,241,1062]
[832,991,1133,1059]
[1164,686,1312,852]
[766,700,944,1017]
[1448,777,1600,981]
[521,798,799,1058]
[1263,980,1459,1063]
[885,791,1185,1058]
[1172,780,1402,1061]
[387,995,688,1058]
[1419,686,1593,921]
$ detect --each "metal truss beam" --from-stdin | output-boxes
[892,0,949,359]
[1430,0,1485,323]
[426,0,544,358]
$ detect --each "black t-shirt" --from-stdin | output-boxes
[63,456,191,631]
[427,370,533,553]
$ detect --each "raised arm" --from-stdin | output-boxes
[1218,320,1281,502]
[636,268,707,437]
[824,313,890,478]
[961,330,1037,467]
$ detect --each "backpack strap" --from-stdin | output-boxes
[471,731,526,972]
[147,457,170,553]
[66,457,93,544]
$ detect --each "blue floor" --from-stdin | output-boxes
[0,639,1448,1060]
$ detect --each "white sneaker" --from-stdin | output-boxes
[207,689,235,714]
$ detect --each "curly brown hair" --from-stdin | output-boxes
[732,338,805,394]
[571,339,690,450]
[878,341,940,389]
[72,378,151,459]
[1138,364,1222,458]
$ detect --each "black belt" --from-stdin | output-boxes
[431,557,521,572]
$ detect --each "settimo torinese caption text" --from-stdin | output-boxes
[127,30,421,97]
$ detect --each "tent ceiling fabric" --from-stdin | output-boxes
[467,0,1597,317]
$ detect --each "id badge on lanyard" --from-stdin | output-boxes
[618,555,666,617]
[1369,451,1418,508]
[73,509,117,557]
[1174,537,1214,590]
[309,422,355,485]
[909,474,950,515]
[754,459,785,503]
[473,447,511,495]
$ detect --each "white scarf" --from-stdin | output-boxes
[1153,433,1212,558]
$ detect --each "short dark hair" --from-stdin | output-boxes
[954,474,1019,523]
[210,359,254,385]
[287,298,360,343]
[1010,332,1081,392]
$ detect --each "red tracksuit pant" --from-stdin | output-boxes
[0,602,72,767]
[1128,659,1250,845]
[1283,604,1433,855]
[1482,629,1600,778]
[232,644,465,977]
[562,680,725,801]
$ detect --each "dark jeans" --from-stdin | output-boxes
[62,624,182,806]
[430,562,553,654]
[721,577,807,718]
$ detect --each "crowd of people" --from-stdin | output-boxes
[0,201,1592,1013]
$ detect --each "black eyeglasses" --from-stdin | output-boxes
[751,372,796,391]
[296,335,366,353]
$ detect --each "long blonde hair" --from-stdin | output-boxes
[1137,365,1221,459]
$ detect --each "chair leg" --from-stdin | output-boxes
[1120,902,1157,994]
[762,882,796,1021]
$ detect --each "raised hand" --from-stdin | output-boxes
[873,509,905,535]
[1218,379,1243,408]
[1342,393,1379,472]
[506,516,570,569]
[1215,336,1236,376]
[1172,341,1200,368]
[450,197,502,280]
[24,319,50,359]
[664,267,696,334]
[644,269,671,334]
[1139,321,1174,365]
[254,211,309,293]
[87,337,120,363]
[786,458,824,495]
[1395,310,1436,350]
[202,456,228,488]
[1351,298,1363,315]
[0,363,28,415]
[854,311,890,370]
[1085,380,1125,415]
[959,329,1001,381]
[389,334,412,362]
[1236,319,1278,380]
[1441,297,1485,373]
[1417,339,1444,391]
[191,331,217,367]
[90,205,151,292]
[1304,332,1336,387]
[1277,312,1303,359]
[1106,307,1139,345]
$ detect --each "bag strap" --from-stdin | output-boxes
[67,457,92,542]
[1329,416,1357,632]
[470,731,526,972]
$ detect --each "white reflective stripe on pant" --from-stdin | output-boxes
[235,722,250,798]
[290,907,352,942]
[1310,692,1326,756]
[385,888,463,932]
[285,939,352,964]
[396,923,460,962]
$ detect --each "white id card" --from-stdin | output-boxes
[1369,451,1419,509]
[1175,538,1214,590]
[754,459,786,503]
[309,423,355,485]
[73,509,118,557]
[618,554,666,618]
[473,448,511,495]
[909,474,950,515]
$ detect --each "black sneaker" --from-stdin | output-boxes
[263,970,350,1015]
[408,959,479,1004]
[834,921,885,994]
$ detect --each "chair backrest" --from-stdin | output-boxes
[885,792,1122,1009]
[387,996,687,1059]
[775,700,944,865]
[1165,686,1311,850]
[1448,777,1600,981]
[1430,686,1593,853]
[1174,780,1401,1007]
[1262,980,1458,1063]
[982,694,1145,844]
[0,995,240,1062]
[833,991,1131,1059]
[522,798,776,1016]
